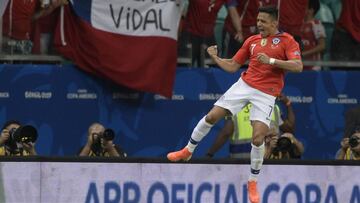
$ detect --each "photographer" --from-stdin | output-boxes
[79,123,127,157]
[0,120,37,156]
[264,129,304,159]
[336,131,360,160]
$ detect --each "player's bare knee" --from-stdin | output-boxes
[205,114,217,125]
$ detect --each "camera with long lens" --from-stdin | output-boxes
[5,125,38,152]
[91,128,115,155]
[99,128,115,141]
[275,136,293,152]
[349,136,359,148]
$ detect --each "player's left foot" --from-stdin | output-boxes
[248,180,260,203]
[167,147,192,162]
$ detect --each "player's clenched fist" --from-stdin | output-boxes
[207,45,218,57]
[257,53,270,64]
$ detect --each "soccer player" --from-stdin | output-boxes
[167,6,303,203]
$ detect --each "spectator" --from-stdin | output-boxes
[0,120,37,156]
[1,0,66,55]
[206,94,295,158]
[264,95,303,160]
[222,0,260,58]
[300,0,326,71]
[2,0,40,54]
[178,0,233,67]
[264,131,304,159]
[32,0,68,54]
[79,123,127,157]
[331,0,360,61]
[336,131,360,160]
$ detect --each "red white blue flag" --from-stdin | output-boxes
[54,0,182,97]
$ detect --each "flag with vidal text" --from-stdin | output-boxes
[54,0,182,97]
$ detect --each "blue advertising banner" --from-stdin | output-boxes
[0,64,358,159]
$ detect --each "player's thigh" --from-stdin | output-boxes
[249,91,276,127]
[214,78,250,115]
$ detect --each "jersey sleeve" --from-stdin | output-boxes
[285,37,302,60]
[232,37,251,64]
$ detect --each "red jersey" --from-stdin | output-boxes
[224,0,259,39]
[337,0,360,42]
[260,0,307,36]
[2,0,39,40]
[184,0,228,37]
[233,32,301,96]
[301,19,326,64]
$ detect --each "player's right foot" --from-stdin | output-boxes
[248,180,260,203]
[167,147,192,162]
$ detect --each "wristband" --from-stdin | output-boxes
[269,58,276,65]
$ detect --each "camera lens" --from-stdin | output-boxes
[13,125,38,143]
[277,137,292,152]
[349,136,359,148]
[102,129,115,140]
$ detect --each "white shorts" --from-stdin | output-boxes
[214,78,276,127]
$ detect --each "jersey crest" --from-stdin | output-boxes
[260,38,267,46]
[272,37,280,45]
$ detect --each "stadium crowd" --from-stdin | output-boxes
[0,0,359,66]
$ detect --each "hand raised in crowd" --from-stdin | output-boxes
[0,129,10,145]
[207,45,218,57]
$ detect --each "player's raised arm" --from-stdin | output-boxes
[272,58,303,73]
[207,45,242,73]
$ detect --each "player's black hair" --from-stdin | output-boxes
[258,6,278,21]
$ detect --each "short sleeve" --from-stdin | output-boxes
[232,37,251,64]
[285,37,302,60]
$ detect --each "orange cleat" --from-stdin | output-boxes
[167,147,192,162]
[248,181,260,203]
